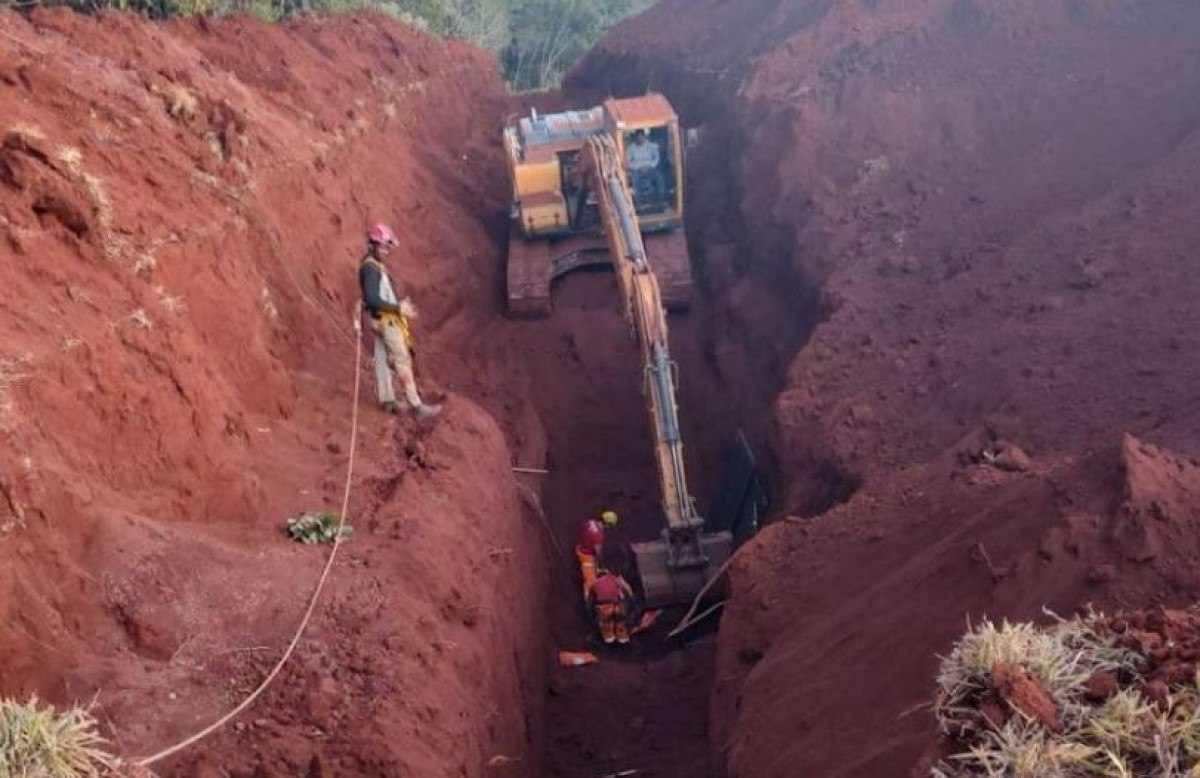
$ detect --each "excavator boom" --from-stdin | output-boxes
[583,136,732,608]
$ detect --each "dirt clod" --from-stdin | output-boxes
[1083,671,1118,702]
[991,662,1061,732]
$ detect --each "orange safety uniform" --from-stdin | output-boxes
[575,544,598,602]
[591,572,632,644]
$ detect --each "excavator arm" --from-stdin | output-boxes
[583,136,731,607]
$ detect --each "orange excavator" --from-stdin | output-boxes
[503,95,746,607]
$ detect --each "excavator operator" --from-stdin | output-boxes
[626,129,664,205]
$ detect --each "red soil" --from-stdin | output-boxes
[0,10,559,776]
[9,1,1200,776]
[0,8,783,777]
[573,1,1200,776]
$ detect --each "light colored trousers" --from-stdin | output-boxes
[372,319,423,408]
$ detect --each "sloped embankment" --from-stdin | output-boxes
[573,2,1200,776]
[0,10,550,776]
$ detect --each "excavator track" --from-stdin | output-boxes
[644,230,692,313]
[506,226,690,318]
[505,222,552,317]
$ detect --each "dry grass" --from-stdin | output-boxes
[154,287,185,314]
[55,145,83,175]
[260,287,279,320]
[930,612,1200,778]
[0,356,31,423]
[0,696,122,777]
[127,309,153,329]
[7,123,46,145]
[936,615,1144,737]
[933,719,1101,778]
[160,84,198,122]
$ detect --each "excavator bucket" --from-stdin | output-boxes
[634,435,766,609]
[633,530,733,609]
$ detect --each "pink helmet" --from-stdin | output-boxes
[367,223,398,247]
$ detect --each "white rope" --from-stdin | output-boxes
[135,308,365,767]
[666,550,739,638]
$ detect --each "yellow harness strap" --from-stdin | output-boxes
[363,258,413,348]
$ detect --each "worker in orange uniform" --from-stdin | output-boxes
[597,509,643,605]
[591,544,636,644]
[575,518,605,605]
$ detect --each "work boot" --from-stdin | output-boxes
[414,402,442,420]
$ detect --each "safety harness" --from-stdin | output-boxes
[362,257,413,347]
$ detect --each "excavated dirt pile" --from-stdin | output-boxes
[0,10,554,776]
[572,1,1200,776]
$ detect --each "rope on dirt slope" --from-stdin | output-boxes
[667,551,739,638]
[134,306,365,768]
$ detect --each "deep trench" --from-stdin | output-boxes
[508,119,821,776]
[525,271,722,777]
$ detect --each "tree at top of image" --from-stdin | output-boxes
[0,0,646,88]
[503,0,654,90]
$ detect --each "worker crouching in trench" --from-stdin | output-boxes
[577,514,644,645]
[591,544,638,644]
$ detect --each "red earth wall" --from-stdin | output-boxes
[573,1,1200,775]
[0,10,552,777]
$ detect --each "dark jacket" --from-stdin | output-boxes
[359,257,401,316]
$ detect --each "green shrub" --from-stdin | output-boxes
[285,511,351,544]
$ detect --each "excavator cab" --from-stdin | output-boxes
[619,124,679,216]
[503,94,691,317]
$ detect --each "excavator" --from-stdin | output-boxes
[503,94,747,608]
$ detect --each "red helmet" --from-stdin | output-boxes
[577,519,605,553]
[367,223,398,247]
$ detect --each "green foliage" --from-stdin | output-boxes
[285,511,351,544]
[0,696,121,777]
[443,0,508,50]
[0,0,647,90]
[503,0,653,89]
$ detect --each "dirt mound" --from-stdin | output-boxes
[573,1,1200,776]
[1105,607,1200,688]
[0,9,554,776]
[1114,435,1200,566]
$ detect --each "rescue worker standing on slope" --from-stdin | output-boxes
[359,224,441,419]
